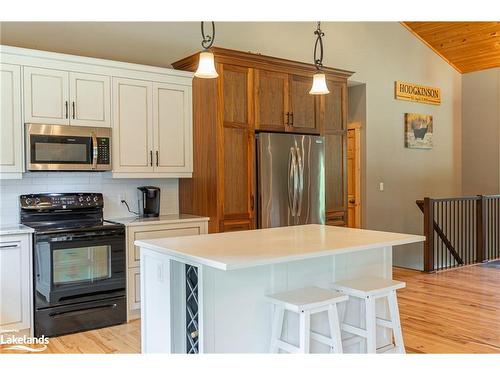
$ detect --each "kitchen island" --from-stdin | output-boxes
[135,224,424,353]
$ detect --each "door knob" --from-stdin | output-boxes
[349,199,355,204]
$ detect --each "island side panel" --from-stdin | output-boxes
[140,247,187,353]
[201,246,392,353]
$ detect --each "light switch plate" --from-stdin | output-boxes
[379,182,384,191]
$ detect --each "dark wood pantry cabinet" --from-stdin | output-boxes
[173,47,353,233]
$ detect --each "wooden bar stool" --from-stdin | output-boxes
[331,277,406,354]
[266,286,348,353]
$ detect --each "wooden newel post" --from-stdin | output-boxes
[476,195,486,263]
[423,197,434,272]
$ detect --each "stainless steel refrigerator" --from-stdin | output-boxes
[256,132,325,228]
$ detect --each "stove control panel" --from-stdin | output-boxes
[20,193,104,210]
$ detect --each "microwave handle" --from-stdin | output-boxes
[91,131,98,170]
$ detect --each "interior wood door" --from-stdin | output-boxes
[254,69,288,132]
[153,82,192,174]
[288,74,319,134]
[69,72,110,127]
[347,126,361,228]
[112,77,154,173]
[24,66,69,125]
[0,64,23,174]
[221,64,254,230]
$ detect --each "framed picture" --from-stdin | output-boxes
[405,113,433,149]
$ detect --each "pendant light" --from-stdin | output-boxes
[309,22,330,95]
[194,21,218,79]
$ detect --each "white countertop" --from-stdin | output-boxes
[106,214,209,227]
[135,224,425,271]
[0,224,35,236]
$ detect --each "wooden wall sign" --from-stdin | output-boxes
[395,81,441,105]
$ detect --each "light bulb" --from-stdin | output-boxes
[194,51,218,79]
[309,72,330,95]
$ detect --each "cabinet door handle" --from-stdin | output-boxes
[285,112,290,125]
[65,101,69,119]
[0,243,20,249]
[72,101,76,119]
[290,113,294,126]
[250,194,254,211]
[156,150,159,167]
[150,150,153,166]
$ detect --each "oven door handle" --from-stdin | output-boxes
[91,131,98,170]
[39,230,123,242]
[49,303,118,318]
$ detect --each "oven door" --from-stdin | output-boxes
[34,228,126,308]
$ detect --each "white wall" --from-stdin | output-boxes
[0,22,463,269]
[0,173,178,225]
[462,68,500,195]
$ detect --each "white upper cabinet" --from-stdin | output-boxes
[153,82,192,175]
[112,79,193,178]
[1,45,193,178]
[0,63,23,177]
[112,77,154,173]
[24,66,70,125]
[69,72,111,127]
[24,68,111,127]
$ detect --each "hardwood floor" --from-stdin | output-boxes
[0,319,141,354]
[394,266,500,354]
[2,265,498,354]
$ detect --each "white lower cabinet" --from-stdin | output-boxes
[127,267,141,312]
[0,233,32,334]
[126,219,208,320]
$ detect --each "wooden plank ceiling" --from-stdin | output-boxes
[402,22,500,73]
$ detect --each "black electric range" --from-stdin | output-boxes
[20,193,127,337]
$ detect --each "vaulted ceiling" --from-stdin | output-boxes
[402,22,500,73]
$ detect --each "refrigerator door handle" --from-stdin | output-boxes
[288,147,297,217]
[292,147,299,219]
[296,147,304,217]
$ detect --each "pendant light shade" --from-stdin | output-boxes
[309,72,330,95]
[195,51,218,78]
[194,22,218,79]
[309,22,330,95]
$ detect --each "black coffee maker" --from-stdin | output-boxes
[137,186,160,217]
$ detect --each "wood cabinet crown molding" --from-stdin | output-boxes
[172,46,354,79]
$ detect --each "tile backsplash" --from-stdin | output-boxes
[0,172,179,225]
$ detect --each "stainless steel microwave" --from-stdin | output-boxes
[26,124,112,171]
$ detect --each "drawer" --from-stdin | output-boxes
[127,267,141,314]
[326,211,346,227]
[128,223,204,267]
[221,219,253,232]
